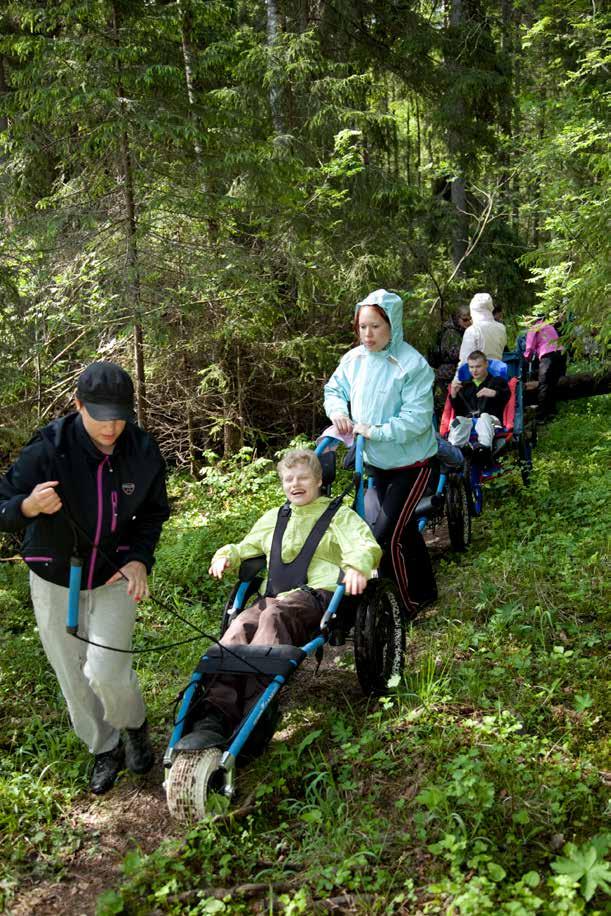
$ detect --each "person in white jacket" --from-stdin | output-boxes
[451,293,507,397]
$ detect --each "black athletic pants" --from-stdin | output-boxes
[538,351,566,421]
[368,463,437,611]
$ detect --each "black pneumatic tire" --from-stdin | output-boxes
[354,579,406,696]
[445,474,472,552]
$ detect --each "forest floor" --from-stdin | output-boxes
[5,524,450,916]
[1,397,609,915]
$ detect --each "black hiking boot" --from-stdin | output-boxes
[175,708,230,752]
[90,740,125,795]
[125,719,155,775]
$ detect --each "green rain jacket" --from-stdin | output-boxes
[324,289,437,470]
[212,496,382,597]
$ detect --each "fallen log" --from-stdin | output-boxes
[524,371,611,404]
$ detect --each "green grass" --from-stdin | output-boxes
[0,401,609,913]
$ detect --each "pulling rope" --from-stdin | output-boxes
[61,508,272,680]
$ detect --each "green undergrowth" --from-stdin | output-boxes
[0,404,609,913]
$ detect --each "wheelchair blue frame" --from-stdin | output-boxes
[162,435,367,794]
[417,470,446,534]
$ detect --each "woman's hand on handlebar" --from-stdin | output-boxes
[352,423,371,439]
[209,556,229,579]
[343,566,368,595]
[330,413,354,435]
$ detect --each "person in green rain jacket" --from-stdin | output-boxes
[174,448,381,750]
[324,288,438,613]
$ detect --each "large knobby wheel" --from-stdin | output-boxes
[354,579,405,696]
[166,748,225,822]
[445,474,472,552]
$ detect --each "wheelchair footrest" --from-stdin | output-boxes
[196,644,307,678]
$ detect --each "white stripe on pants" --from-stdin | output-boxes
[30,571,146,754]
[448,413,499,448]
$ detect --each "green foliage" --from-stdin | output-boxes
[5,0,608,464]
[551,835,611,902]
[516,6,611,349]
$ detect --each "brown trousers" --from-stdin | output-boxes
[204,588,331,729]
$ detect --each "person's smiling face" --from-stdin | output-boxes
[358,306,392,351]
[281,463,322,506]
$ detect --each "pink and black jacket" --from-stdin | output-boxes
[0,413,169,589]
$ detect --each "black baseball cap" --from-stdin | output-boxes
[76,362,135,422]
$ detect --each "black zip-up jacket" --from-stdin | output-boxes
[0,413,170,589]
[450,373,510,421]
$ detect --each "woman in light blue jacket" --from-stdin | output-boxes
[324,289,438,611]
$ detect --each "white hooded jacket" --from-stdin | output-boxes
[455,293,507,376]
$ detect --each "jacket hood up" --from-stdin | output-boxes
[355,289,404,353]
[469,293,494,324]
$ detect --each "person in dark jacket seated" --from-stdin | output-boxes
[448,350,510,465]
[0,362,170,795]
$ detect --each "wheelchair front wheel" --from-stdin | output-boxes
[354,579,405,696]
[165,748,225,822]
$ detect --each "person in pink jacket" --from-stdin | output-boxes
[524,322,566,422]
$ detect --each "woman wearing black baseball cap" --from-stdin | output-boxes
[0,362,170,795]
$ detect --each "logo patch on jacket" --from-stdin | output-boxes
[122,483,136,496]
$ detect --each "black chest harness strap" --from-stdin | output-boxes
[264,498,344,598]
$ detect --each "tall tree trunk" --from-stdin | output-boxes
[178,0,203,159]
[415,95,422,188]
[0,55,14,232]
[447,0,468,269]
[499,0,514,212]
[510,6,523,230]
[178,0,217,238]
[265,0,285,135]
[405,98,412,184]
[111,3,146,427]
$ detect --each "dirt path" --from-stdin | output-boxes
[7,526,450,916]
[8,762,179,916]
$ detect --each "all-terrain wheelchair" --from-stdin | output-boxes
[439,350,536,515]
[413,449,472,552]
[162,434,406,821]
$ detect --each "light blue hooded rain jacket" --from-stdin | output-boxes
[324,289,437,470]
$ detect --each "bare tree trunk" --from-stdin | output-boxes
[447,0,468,269]
[111,3,146,427]
[178,0,203,159]
[265,0,285,135]
[0,55,14,232]
[415,95,422,188]
[35,325,42,421]
[405,98,411,184]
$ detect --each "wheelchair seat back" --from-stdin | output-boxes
[457,357,508,382]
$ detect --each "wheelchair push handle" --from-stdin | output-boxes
[353,434,365,519]
[66,556,82,634]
